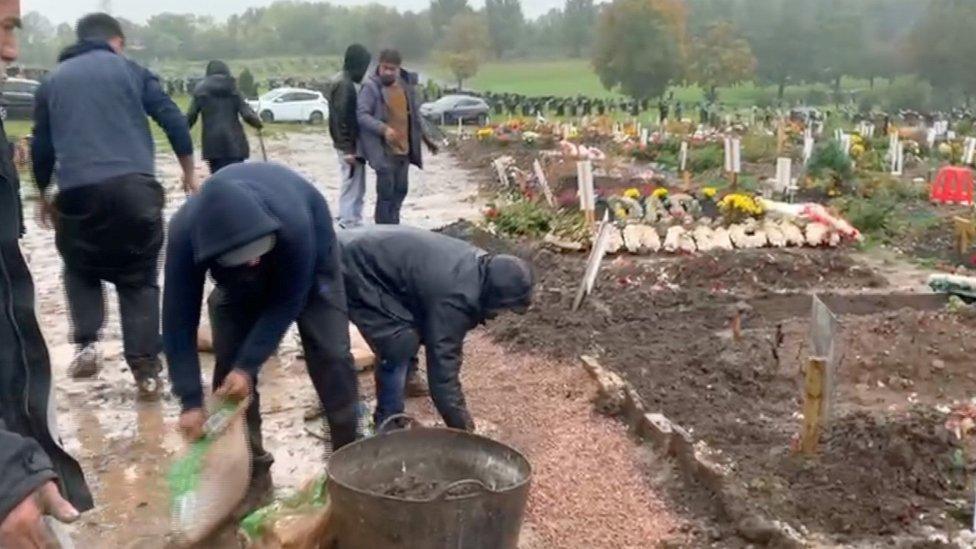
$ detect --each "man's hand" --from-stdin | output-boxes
[35,199,55,230]
[178,155,198,195]
[215,369,252,402]
[383,125,402,144]
[343,154,358,166]
[0,481,79,549]
[182,171,199,196]
[178,408,206,441]
[425,139,440,156]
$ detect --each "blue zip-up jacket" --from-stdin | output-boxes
[163,162,338,410]
[31,40,193,192]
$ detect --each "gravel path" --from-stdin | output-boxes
[406,331,688,548]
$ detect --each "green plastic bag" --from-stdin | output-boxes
[168,400,250,544]
[239,475,329,543]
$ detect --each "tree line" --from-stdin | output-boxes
[16,0,975,106]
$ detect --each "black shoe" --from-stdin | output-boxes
[233,468,274,521]
[129,356,163,402]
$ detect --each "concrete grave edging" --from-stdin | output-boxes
[579,354,807,548]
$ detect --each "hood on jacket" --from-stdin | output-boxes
[343,44,371,84]
[481,255,535,313]
[206,60,231,76]
[190,179,281,265]
[195,73,237,97]
[57,39,115,62]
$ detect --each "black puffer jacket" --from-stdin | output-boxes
[0,120,93,522]
[187,61,262,161]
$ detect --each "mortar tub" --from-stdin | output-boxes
[327,420,531,549]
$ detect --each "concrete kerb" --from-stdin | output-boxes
[579,354,806,548]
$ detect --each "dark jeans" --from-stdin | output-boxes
[207,157,245,174]
[208,272,361,473]
[55,174,164,374]
[374,157,410,225]
[64,265,161,374]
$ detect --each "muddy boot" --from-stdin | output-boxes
[129,356,164,402]
[233,467,274,521]
[68,343,101,379]
[405,369,430,398]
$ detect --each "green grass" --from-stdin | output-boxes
[425,58,896,108]
[151,55,341,82]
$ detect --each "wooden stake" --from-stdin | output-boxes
[800,356,827,454]
[577,160,596,230]
[533,159,556,207]
[572,216,613,311]
[955,216,975,257]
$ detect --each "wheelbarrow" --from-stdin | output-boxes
[326,416,532,549]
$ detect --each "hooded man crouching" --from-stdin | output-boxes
[338,226,534,431]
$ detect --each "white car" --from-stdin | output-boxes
[248,87,329,124]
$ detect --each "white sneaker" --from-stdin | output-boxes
[68,343,101,379]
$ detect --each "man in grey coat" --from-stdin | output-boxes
[356,49,439,225]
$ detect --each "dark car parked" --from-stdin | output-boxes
[420,94,490,125]
[0,77,39,120]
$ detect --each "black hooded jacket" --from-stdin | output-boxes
[0,119,93,521]
[187,60,262,161]
[328,45,371,155]
[338,226,534,429]
[163,162,339,411]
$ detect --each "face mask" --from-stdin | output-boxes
[379,74,396,86]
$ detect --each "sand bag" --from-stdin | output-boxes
[168,398,252,546]
[240,476,334,549]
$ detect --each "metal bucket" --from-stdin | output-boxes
[326,417,531,549]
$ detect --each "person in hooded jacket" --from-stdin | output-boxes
[0,3,94,546]
[187,60,263,174]
[163,162,361,514]
[328,44,371,228]
[338,226,534,431]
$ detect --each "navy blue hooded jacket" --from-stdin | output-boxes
[163,162,337,410]
[31,40,193,192]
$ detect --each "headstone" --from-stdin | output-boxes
[964,137,976,165]
[803,129,815,165]
[839,134,851,158]
[775,157,792,195]
[577,160,596,227]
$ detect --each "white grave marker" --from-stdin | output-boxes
[964,137,976,165]
[724,137,741,174]
[679,141,689,172]
[775,157,792,195]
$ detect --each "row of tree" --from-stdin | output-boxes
[16,0,976,104]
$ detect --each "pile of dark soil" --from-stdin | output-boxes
[450,221,976,542]
[376,474,483,500]
[754,409,967,541]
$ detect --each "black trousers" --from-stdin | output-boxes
[207,157,245,175]
[374,157,410,225]
[208,271,361,473]
[54,174,164,373]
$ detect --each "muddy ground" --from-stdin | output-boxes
[453,220,974,545]
[21,130,707,548]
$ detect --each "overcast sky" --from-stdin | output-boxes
[27,0,568,25]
